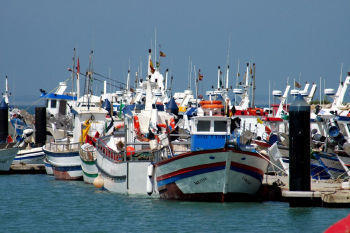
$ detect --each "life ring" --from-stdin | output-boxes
[133,116,141,136]
[199,100,222,105]
[201,104,224,109]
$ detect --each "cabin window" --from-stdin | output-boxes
[214,121,227,132]
[197,120,211,132]
[51,100,57,108]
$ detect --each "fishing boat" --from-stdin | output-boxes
[0,144,20,171]
[43,157,53,175]
[154,111,269,201]
[0,96,20,171]
[80,143,98,183]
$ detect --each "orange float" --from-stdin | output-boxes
[199,100,222,105]
[201,104,224,109]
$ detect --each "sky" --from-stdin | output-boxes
[0,0,350,105]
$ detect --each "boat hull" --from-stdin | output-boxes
[43,157,53,175]
[95,147,155,195]
[81,159,98,184]
[155,148,269,202]
[80,144,98,184]
[0,147,19,171]
[13,147,45,164]
[43,145,82,180]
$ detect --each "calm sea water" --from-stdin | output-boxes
[0,174,349,233]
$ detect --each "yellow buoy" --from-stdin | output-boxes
[93,174,104,189]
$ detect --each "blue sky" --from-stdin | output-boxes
[1,0,349,105]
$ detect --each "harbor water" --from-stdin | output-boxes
[0,175,349,233]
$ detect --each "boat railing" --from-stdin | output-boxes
[97,138,124,163]
[153,146,170,163]
[45,141,80,152]
[80,145,96,161]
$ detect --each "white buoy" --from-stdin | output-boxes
[147,164,154,177]
[146,176,153,195]
[93,174,104,189]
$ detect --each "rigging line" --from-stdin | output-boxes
[93,71,126,86]
[23,76,71,112]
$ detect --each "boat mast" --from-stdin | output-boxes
[217,66,221,89]
[72,48,76,97]
[251,63,256,108]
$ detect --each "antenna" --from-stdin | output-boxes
[154,28,157,65]
[340,63,343,83]
[236,59,240,87]
[225,33,231,88]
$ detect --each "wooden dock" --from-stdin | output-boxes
[0,164,46,175]
[261,175,350,207]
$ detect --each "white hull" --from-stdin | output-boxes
[96,148,156,195]
[13,147,45,164]
[0,147,19,171]
[80,144,98,184]
[43,157,53,175]
[43,144,82,180]
[155,148,269,201]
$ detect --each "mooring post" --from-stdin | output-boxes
[289,94,311,206]
[0,99,8,143]
[35,107,46,147]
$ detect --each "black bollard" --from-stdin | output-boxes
[289,94,310,192]
[0,99,8,143]
[35,107,46,147]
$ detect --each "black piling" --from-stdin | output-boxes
[35,107,46,147]
[289,94,311,207]
[0,99,8,143]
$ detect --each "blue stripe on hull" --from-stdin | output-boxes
[14,154,45,161]
[230,166,263,181]
[157,165,225,187]
[52,165,82,172]
[44,150,79,157]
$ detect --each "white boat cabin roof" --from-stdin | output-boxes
[190,116,231,135]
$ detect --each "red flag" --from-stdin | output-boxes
[76,58,80,77]
[6,135,13,143]
[94,131,100,139]
[265,126,271,134]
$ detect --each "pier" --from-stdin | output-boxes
[0,164,45,175]
[261,175,350,208]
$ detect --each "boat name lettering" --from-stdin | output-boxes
[194,177,207,185]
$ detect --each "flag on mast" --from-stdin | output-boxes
[294,80,301,88]
[150,59,155,74]
[198,69,203,81]
[76,58,80,79]
[160,51,166,57]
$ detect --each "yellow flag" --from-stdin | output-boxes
[257,118,263,124]
[80,120,91,143]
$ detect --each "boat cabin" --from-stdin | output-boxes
[190,116,231,151]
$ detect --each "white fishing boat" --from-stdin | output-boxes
[13,146,45,164]
[0,144,20,171]
[80,143,98,184]
[43,157,53,175]
[154,114,269,201]
[43,141,82,180]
